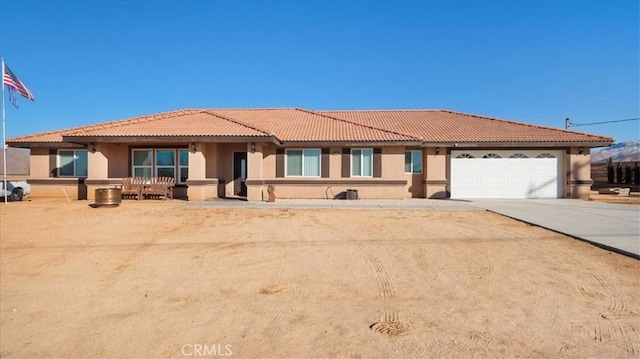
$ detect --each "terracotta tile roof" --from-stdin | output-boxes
[8,108,613,145]
[8,109,270,143]
[318,110,613,143]
[208,108,420,142]
[65,109,270,138]
[8,128,70,144]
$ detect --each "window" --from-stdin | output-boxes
[404,150,422,174]
[132,148,188,183]
[179,150,189,183]
[132,149,153,178]
[156,150,176,179]
[509,153,528,158]
[536,153,556,158]
[456,153,475,159]
[483,153,502,158]
[58,150,88,177]
[286,149,320,177]
[352,148,373,177]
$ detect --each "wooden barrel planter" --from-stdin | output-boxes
[94,188,122,206]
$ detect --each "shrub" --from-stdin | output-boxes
[607,158,615,183]
[616,163,623,184]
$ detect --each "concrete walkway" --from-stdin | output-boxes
[469,199,640,259]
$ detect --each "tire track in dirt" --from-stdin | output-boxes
[343,233,410,337]
[490,236,568,359]
[517,236,639,358]
[564,324,638,357]
[360,248,396,299]
[369,311,409,336]
[592,274,633,320]
[258,251,287,295]
[233,246,307,358]
[520,291,566,359]
[308,213,408,338]
[445,240,495,283]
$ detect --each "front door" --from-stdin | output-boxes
[233,152,247,197]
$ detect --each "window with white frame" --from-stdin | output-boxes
[286,149,321,177]
[131,148,189,183]
[156,150,176,179]
[179,150,189,183]
[404,150,422,174]
[58,150,88,177]
[351,148,373,177]
[132,149,153,178]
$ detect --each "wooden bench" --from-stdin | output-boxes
[141,176,175,200]
[118,177,145,200]
[118,177,175,200]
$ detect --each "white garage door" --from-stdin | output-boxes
[451,150,563,199]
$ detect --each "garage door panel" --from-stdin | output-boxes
[478,188,509,197]
[505,188,532,198]
[506,163,533,172]
[478,164,507,172]
[505,176,532,185]
[451,151,562,199]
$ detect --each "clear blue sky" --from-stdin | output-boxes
[1,0,638,144]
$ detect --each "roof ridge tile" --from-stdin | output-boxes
[203,110,272,137]
[65,109,203,135]
[298,108,422,141]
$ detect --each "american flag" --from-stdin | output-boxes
[3,63,35,102]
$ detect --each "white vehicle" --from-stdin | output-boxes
[1,180,30,201]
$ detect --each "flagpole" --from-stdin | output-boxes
[1,57,7,204]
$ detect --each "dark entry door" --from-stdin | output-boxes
[233,152,247,197]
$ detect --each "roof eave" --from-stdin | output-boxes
[420,140,615,148]
[7,141,85,149]
[61,135,274,143]
[278,140,423,147]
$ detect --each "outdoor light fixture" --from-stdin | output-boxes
[251,142,256,154]
[191,142,197,153]
[88,143,96,153]
[435,147,440,155]
[579,147,584,154]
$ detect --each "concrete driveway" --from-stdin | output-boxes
[469,199,640,259]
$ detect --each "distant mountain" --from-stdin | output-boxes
[591,140,640,163]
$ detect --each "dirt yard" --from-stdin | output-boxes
[589,191,640,205]
[1,200,638,358]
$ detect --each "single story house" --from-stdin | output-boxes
[7,108,613,201]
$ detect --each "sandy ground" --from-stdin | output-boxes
[589,191,640,205]
[1,200,639,358]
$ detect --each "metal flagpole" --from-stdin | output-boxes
[1,57,7,204]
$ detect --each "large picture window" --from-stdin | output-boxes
[404,150,422,174]
[132,148,188,184]
[286,149,320,177]
[58,150,88,177]
[352,149,372,177]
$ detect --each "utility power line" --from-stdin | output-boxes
[567,118,640,128]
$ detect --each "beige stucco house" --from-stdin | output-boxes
[7,108,613,201]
